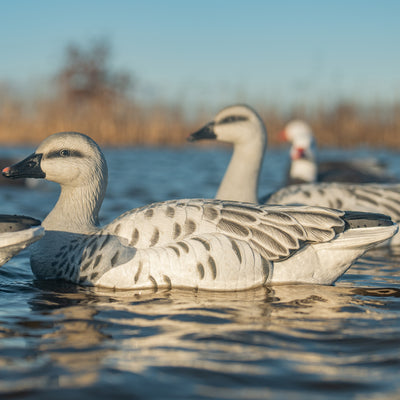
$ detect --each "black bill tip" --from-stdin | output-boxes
[2,153,45,180]
[187,122,217,142]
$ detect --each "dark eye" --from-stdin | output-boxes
[59,149,70,157]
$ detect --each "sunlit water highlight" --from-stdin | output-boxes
[0,145,399,400]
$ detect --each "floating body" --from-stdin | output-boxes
[266,182,400,246]
[3,132,397,290]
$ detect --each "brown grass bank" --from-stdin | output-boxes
[0,92,399,148]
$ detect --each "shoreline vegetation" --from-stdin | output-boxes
[1,41,399,148]
[0,95,399,148]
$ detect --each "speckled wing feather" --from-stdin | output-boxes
[104,199,346,262]
[266,183,400,223]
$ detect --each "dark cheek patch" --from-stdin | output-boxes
[219,115,249,124]
[46,150,85,159]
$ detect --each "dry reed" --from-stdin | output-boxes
[0,89,399,148]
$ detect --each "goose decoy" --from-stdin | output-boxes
[188,106,400,247]
[189,106,397,204]
[0,215,44,266]
[188,104,267,203]
[2,131,397,289]
[281,119,397,184]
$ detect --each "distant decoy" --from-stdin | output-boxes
[281,119,397,185]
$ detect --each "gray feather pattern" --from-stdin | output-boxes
[104,199,347,263]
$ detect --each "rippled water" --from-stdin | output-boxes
[1,145,400,400]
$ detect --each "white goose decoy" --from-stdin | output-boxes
[188,104,267,203]
[0,215,44,266]
[2,132,397,289]
[281,120,397,184]
[281,120,318,184]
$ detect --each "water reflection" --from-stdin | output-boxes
[0,279,397,398]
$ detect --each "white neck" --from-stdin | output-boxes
[290,159,317,183]
[43,179,106,233]
[216,140,265,203]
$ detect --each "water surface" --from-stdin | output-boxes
[0,145,399,400]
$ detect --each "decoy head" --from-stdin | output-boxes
[188,104,267,148]
[280,120,316,161]
[2,131,108,189]
[280,120,314,145]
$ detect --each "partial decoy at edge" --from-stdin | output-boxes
[2,131,397,290]
[0,215,44,266]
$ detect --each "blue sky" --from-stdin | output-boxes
[1,0,399,112]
